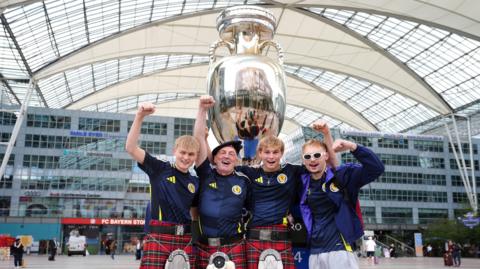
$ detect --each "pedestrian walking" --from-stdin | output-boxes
[109,239,117,260]
[48,237,59,261]
[10,238,23,269]
[452,242,461,267]
[135,239,142,260]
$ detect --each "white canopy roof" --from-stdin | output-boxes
[1,0,480,135]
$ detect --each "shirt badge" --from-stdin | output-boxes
[321,183,327,193]
[277,173,288,184]
[187,183,195,194]
[329,182,340,192]
[232,185,242,195]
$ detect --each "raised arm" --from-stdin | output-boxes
[311,120,339,168]
[204,127,213,163]
[194,95,215,166]
[125,103,155,164]
[333,138,384,188]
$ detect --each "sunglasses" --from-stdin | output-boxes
[302,152,325,160]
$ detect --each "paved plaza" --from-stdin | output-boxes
[1,256,480,269]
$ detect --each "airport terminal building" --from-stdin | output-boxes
[0,107,195,253]
[1,106,479,253]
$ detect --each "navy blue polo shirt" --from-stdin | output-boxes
[195,159,250,237]
[138,152,199,224]
[307,178,344,254]
[236,164,304,227]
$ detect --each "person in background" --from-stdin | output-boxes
[135,239,142,260]
[365,237,377,265]
[11,238,23,269]
[48,237,59,261]
[452,242,461,267]
[389,244,396,258]
[426,244,433,257]
[109,239,117,260]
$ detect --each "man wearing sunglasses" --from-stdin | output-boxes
[235,121,337,269]
[299,136,384,269]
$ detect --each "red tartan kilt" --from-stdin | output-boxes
[139,232,195,269]
[246,225,295,269]
[196,240,246,269]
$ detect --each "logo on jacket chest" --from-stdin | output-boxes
[187,183,196,193]
[321,182,340,193]
[277,173,288,184]
[232,185,242,195]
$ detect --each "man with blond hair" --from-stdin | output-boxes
[300,137,384,269]
[126,102,200,269]
[236,120,337,269]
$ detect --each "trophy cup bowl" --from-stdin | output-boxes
[207,5,287,159]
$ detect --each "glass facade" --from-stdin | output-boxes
[450,159,479,171]
[341,135,373,147]
[449,143,478,154]
[78,117,120,132]
[381,207,413,224]
[26,113,71,129]
[413,140,444,152]
[0,107,182,223]
[0,111,17,125]
[0,196,11,216]
[418,208,448,224]
[360,189,447,203]
[378,172,446,186]
[361,206,376,224]
[174,118,194,138]
[128,120,167,135]
[378,137,408,149]
[451,175,480,187]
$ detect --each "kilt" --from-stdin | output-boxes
[196,239,246,269]
[139,222,195,269]
[246,225,295,269]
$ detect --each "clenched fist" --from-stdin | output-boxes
[199,95,215,110]
[137,103,155,117]
[333,139,357,153]
[311,120,330,134]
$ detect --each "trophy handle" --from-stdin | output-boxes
[209,40,234,65]
[259,40,284,65]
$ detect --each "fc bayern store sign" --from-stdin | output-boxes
[61,217,145,226]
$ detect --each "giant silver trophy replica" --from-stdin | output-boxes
[207,5,287,160]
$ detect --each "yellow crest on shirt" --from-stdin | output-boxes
[232,185,242,195]
[329,182,340,192]
[277,173,288,184]
[187,183,195,194]
[321,183,327,193]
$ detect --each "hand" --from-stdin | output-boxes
[199,95,215,110]
[137,103,155,117]
[311,120,330,134]
[333,139,357,153]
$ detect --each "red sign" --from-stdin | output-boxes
[61,218,145,226]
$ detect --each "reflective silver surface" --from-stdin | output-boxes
[207,5,287,154]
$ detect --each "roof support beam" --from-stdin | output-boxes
[0,73,21,104]
[291,3,480,42]
[294,7,453,113]
[286,73,378,130]
[0,14,48,106]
